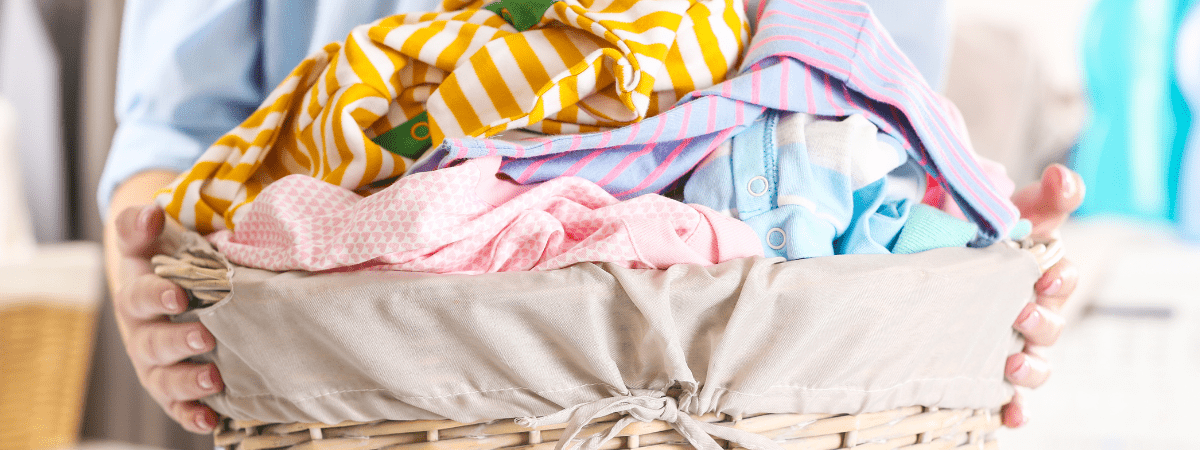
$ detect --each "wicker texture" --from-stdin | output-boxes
[214,406,1000,450]
[0,301,97,450]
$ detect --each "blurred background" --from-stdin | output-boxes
[0,0,1197,449]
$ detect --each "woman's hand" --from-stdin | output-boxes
[105,171,224,434]
[1001,164,1085,427]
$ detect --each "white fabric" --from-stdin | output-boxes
[0,0,66,243]
[174,230,1040,425]
[0,242,103,307]
[0,98,33,263]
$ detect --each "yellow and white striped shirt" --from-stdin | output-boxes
[157,0,748,233]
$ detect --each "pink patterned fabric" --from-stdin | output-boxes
[206,157,763,274]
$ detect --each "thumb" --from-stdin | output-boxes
[115,204,166,258]
[1011,164,1086,240]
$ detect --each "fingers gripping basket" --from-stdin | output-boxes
[154,220,1063,450]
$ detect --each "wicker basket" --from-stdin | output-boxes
[0,302,97,450]
[214,406,1002,450]
[161,234,1061,450]
[0,242,104,450]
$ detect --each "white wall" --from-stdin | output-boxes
[0,0,67,243]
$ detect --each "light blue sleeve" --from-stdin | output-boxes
[859,0,951,90]
[97,0,265,216]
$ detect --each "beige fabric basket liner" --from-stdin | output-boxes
[161,228,1040,429]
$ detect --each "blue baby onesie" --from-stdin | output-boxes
[684,112,924,259]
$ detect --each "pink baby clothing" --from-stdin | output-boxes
[206,157,763,274]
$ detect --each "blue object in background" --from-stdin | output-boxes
[1073,0,1197,226]
[1178,3,1200,240]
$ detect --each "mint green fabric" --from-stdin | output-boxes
[893,204,978,254]
[893,204,1033,254]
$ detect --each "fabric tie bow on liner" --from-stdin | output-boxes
[517,392,784,450]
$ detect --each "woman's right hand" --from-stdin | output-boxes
[111,205,223,433]
[105,170,226,434]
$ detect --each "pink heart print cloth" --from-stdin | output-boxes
[206,157,763,274]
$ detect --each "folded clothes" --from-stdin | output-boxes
[206,157,763,273]
[155,0,748,233]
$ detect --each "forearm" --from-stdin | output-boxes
[103,170,179,299]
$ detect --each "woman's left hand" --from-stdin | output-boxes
[1001,164,1085,427]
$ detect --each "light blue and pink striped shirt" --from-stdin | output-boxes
[411,0,1019,246]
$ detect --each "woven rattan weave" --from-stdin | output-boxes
[214,406,1001,450]
[0,301,96,450]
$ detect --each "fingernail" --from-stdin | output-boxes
[138,205,156,228]
[1038,278,1062,296]
[1060,169,1075,198]
[161,291,181,313]
[198,370,214,390]
[1010,359,1031,381]
[195,414,213,432]
[187,331,206,351]
[1019,309,1041,332]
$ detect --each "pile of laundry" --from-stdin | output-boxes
[156,0,1030,275]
